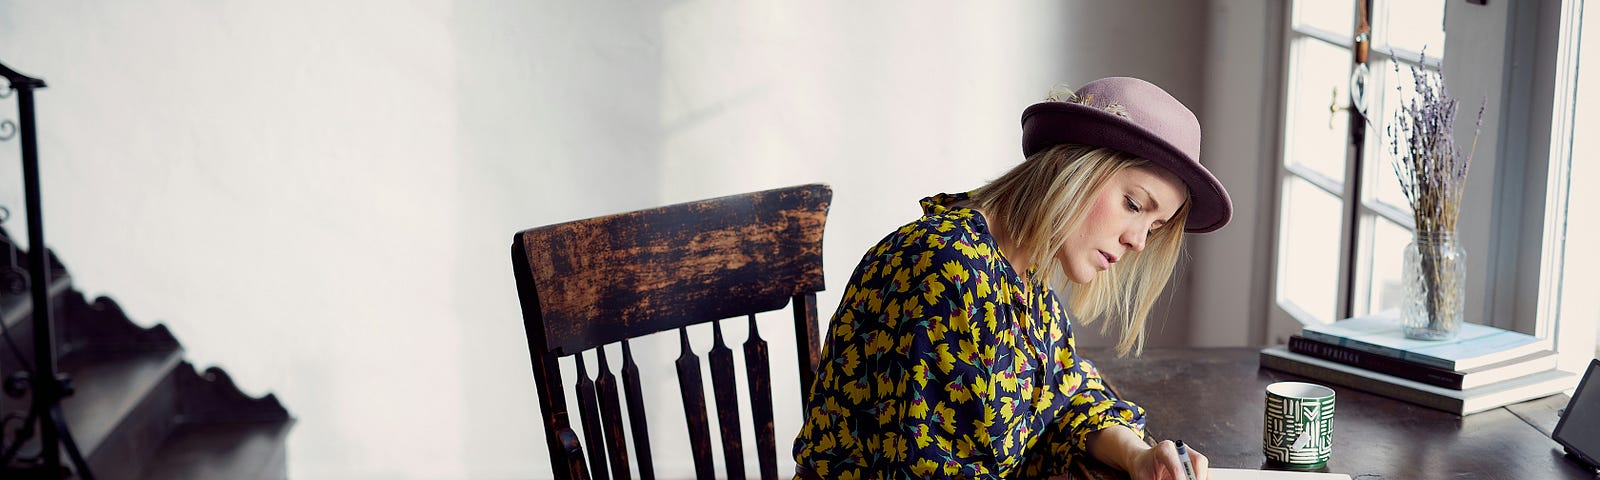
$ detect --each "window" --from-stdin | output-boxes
[1268,0,1589,366]
[1274,0,1452,326]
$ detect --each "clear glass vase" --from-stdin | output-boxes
[1402,230,1466,340]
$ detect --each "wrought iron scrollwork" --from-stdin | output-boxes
[1,80,12,141]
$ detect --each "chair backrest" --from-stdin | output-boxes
[512,184,830,480]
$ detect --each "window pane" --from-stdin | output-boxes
[1277,176,1344,323]
[1285,37,1354,183]
[1383,0,1447,57]
[1366,216,1412,316]
[1369,59,1425,215]
[1295,0,1355,39]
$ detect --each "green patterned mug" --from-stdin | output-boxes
[1263,382,1335,469]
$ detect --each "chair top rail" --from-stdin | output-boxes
[515,184,830,355]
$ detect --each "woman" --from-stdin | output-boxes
[793,77,1231,479]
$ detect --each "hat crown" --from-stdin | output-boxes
[1019,76,1231,233]
[1072,77,1201,161]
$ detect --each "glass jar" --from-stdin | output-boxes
[1402,230,1466,340]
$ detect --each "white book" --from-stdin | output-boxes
[1259,346,1575,415]
[1299,310,1547,371]
[1213,468,1351,479]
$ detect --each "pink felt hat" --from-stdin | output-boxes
[1021,77,1232,233]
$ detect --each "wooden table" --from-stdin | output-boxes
[1076,347,1591,479]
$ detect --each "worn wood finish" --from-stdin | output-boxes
[515,184,829,355]
[619,341,655,480]
[792,292,820,400]
[514,241,583,480]
[556,425,591,480]
[708,320,746,479]
[573,356,610,480]
[593,349,630,480]
[512,184,831,480]
[1074,347,1591,480]
[675,328,715,480]
[744,315,778,480]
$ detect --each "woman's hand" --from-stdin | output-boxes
[1087,427,1209,480]
[1126,439,1208,480]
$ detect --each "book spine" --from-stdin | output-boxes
[1288,336,1464,389]
[1299,330,1456,370]
[1259,351,1464,415]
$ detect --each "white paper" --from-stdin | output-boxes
[1210,467,1353,480]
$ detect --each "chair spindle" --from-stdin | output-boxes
[620,340,655,480]
[595,348,631,480]
[708,319,746,480]
[675,328,715,480]
[574,354,610,480]
[744,314,778,480]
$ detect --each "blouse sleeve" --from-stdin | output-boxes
[1055,310,1148,456]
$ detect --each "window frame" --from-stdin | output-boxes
[1265,0,1585,363]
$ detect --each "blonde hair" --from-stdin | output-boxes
[967,144,1190,356]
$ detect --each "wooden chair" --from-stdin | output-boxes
[512,184,830,480]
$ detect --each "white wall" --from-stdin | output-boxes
[0,1,1217,478]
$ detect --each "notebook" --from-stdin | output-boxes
[1213,468,1352,479]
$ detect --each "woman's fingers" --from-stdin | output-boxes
[1192,448,1209,480]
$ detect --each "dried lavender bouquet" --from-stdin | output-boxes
[1386,59,1485,336]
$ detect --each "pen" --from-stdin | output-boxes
[1175,440,1197,480]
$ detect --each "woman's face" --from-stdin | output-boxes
[1057,165,1187,284]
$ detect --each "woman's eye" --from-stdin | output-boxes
[1124,196,1142,213]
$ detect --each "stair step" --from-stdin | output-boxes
[0,274,71,330]
[137,420,292,480]
[63,348,186,478]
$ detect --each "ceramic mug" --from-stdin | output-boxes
[1263,381,1335,469]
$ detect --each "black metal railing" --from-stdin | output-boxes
[0,59,94,480]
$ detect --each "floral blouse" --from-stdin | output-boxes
[792,192,1146,479]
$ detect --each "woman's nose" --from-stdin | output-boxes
[1123,226,1147,252]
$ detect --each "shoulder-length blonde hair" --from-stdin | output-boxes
[967,143,1190,356]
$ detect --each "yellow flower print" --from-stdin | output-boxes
[913,423,933,448]
[940,260,971,284]
[816,432,837,453]
[921,274,946,306]
[952,239,980,259]
[912,458,940,477]
[945,380,972,403]
[867,331,893,357]
[903,297,924,321]
[839,469,859,480]
[867,291,884,312]
[913,253,934,276]
[839,345,860,376]
[893,268,913,294]
[875,401,898,426]
[957,338,980,365]
[909,392,930,419]
[936,220,956,233]
[933,403,958,434]
[844,377,871,404]
[925,315,946,344]
[935,342,956,374]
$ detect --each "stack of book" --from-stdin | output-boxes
[1259,310,1574,416]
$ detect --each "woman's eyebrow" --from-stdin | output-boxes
[1137,185,1162,213]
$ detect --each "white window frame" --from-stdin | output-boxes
[1265,0,1591,365]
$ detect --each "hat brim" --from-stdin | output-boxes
[1022,102,1231,233]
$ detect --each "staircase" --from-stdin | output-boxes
[0,227,293,479]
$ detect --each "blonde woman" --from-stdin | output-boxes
[793,77,1231,480]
